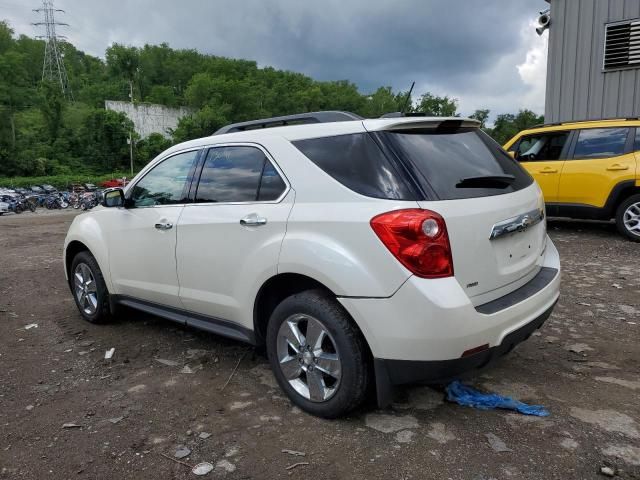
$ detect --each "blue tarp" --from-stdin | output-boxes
[446,380,550,417]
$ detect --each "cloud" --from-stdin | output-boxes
[516,21,548,114]
[3,0,549,119]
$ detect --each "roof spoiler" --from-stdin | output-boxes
[213,111,363,135]
[365,117,481,132]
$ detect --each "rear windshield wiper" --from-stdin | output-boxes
[456,174,515,189]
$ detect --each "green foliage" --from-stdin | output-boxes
[39,81,65,141]
[136,133,172,164]
[470,109,490,128]
[413,92,459,116]
[79,109,134,171]
[106,44,139,87]
[486,109,544,145]
[0,19,542,181]
[0,172,132,190]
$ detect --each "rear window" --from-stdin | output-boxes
[380,128,533,200]
[292,133,416,200]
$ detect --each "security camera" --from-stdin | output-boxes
[536,8,551,35]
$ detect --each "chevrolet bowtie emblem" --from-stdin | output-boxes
[490,209,544,239]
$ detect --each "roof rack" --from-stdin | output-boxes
[213,111,363,135]
[530,117,640,129]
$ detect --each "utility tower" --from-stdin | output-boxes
[33,0,72,99]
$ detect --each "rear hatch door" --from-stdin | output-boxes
[368,120,546,303]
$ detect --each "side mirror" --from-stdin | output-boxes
[102,188,125,208]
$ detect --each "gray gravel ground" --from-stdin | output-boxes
[0,210,639,479]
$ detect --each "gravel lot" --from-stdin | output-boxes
[1,209,639,479]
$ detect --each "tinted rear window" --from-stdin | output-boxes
[292,133,416,200]
[573,127,629,159]
[380,129,533,200]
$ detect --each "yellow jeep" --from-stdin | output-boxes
[504,119,640,241]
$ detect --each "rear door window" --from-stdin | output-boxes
[258,160,287,201]
[572,127,630,159]
[515,132,569,161]
[195,146,286,203]
[292,133,416,200]
[380,128,533,200]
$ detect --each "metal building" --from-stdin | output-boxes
[544,0,640,123]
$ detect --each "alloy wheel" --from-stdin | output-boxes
[276,314,342,402]
[623,202,640,236]
[74,263,98,315]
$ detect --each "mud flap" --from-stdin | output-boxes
[374,358,395,408]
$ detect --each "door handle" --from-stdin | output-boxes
[154,222,173,230]
[240,213,267,227]
[539,167,558,173]
[606,164,629,171]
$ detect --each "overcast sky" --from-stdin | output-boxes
[1,0,549,120]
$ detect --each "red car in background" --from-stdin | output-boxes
[100,178,129,188]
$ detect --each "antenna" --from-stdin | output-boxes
[32,0,72,99]
[400,81,415,115]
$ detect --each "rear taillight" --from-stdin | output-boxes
[370,209,453,278]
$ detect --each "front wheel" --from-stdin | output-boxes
[70,251,112,323]
[616,194,640,242]
[266,290,370,418]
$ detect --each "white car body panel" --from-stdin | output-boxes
[64,212,113,289]
[104,205,185,308]
[340,238,559,361]
[417,183,547,305]
[278,199,418,297]
[176,189,295,325]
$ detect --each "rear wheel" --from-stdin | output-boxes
[266,289,370,418]
[70,251,112,323]
[616,194,640,242]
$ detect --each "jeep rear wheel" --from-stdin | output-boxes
[266,289,370,418]
[616,194,640,242]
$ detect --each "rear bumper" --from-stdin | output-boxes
[373,300,555,387]
[338,236,560,362]
[338,235,561,407]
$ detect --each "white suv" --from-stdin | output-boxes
[64,111,561,418]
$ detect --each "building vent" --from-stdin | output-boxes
[604,19,640,71]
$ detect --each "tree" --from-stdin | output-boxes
[136,133,172,166]
[469,109,490,128]
[106,44,140,100]
[79,109,133,171]
[361,87,408,118]
[413,92,458,116]
[172,105,231,142]
[146,85,178,107]
[0,21,13,55]
[39,81,65,141]
[488,109,544,145]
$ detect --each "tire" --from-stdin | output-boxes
[70,251,112,323]
[266,289,370,418]
[615,194,640,242]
